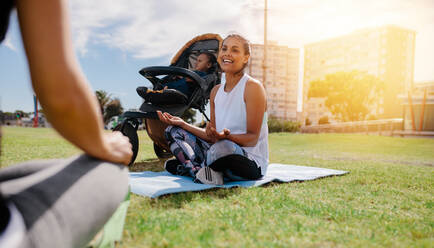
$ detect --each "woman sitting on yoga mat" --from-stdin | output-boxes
[158,33,269,185]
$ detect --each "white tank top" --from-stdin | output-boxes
[214,73,269,175]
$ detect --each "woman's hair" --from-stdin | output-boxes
[199,52,218,73]
[222,33,251,71]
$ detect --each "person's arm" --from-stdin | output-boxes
[16,0,132,165]
[157,111,212,142]
[156,84,222,143]
[210,79,267,147]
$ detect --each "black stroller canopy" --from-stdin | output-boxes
[171,33,222,70]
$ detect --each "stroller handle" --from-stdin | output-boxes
[139,66,207,92]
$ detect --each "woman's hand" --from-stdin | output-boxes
[206,122,230,142]
[100,132,133,165]
[157,111,186,127]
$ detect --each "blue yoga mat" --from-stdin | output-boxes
[129,163,348,198]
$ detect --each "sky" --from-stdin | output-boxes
[1,0,433,114]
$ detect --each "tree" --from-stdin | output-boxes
[2,112,15,120]
[95,90,111,117]
[95,90,124,124]
[308,71,384,122]
[181,109,196,124]
[0,111,4,124]
[104,98,123,123]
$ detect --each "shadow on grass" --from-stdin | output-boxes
[129,158,167,172]
[144,187,244,210]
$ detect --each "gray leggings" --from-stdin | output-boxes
[164,126,262,180]
[0,155,129,248]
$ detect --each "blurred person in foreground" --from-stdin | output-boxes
[0,0,132,247]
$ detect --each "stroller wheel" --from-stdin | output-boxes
[113,122,139,166]
[153,143,172,159]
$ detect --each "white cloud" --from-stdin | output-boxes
[68,0,258,59]
[67,0,434,80]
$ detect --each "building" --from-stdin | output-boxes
[247,41,299,121]
[303,25,416,124]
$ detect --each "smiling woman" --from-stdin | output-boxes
[157,33,269,185]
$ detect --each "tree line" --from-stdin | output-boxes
[1,90,197,126]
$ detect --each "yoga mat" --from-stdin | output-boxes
[129,163,348,198]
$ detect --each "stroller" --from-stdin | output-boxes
[114,33,222,165]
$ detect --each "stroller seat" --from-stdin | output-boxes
[136,86,189,106]
[136,69,218,107]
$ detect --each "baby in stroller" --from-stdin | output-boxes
[136,52,217,105]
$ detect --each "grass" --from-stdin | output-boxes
[1,126,433,247]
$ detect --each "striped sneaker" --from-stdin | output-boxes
[195,167,224,185]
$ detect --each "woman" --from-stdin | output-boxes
[158,33,269,185]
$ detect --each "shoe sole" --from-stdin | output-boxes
[196,167,223,185]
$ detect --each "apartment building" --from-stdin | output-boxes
[247,41,300,121]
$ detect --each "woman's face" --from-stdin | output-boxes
[218,37,249,74]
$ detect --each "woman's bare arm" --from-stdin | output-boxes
[16,0,132,164]
[156,84,223,143]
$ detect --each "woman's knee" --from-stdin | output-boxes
[207,140,243,164]
[77,155,129,192]
[211,140,240,154]
[164,125,178,142]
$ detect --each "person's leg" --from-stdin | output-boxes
[0,159,64,182]
[0,155,129,248]
[142,79,190,105]
[209,154,262,180]
[206,140,262,180]
[164,79,190,95]
[164,125,210,177]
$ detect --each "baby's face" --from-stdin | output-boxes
[195,54,211,72]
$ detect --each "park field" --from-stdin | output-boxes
[1,126,433,247]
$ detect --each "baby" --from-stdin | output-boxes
[136,52,216,105]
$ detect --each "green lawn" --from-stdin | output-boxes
[1,127,433,247]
